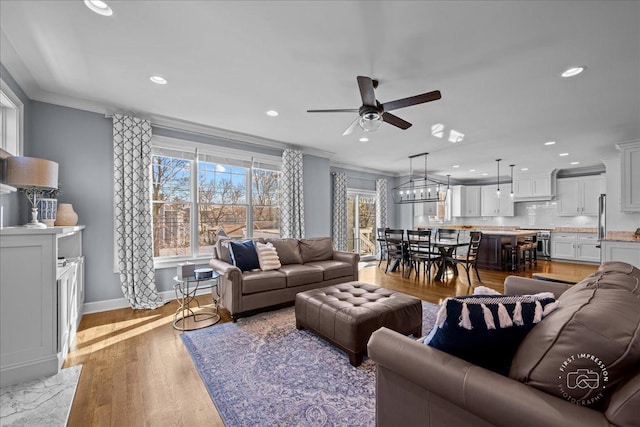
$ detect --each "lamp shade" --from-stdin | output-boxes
[5,156,59,189]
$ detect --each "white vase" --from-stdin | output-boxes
[55,203,78,226]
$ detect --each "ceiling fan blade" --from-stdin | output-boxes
[357,76,376,106]
[381,90,442,112]
[342,116,360,136]
[307,109,359,113]
[383,112,412,130]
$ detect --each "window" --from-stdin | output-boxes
[151,141,281,263]
[0,79,23,156]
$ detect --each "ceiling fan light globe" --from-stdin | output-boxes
[359,115,383,132]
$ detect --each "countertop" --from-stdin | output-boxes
[473,230,537,236]
[602,231,640,243]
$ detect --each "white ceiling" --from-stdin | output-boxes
[1,1,639,179]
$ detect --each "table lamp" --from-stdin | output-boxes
[5,156,59,228]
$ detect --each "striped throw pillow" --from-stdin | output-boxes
[256,242,281,271]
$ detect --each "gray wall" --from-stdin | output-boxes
[304,154,331,237]
[28,101,120,303]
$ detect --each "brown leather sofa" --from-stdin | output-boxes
[209,237,359,320]
[368,262,640,427]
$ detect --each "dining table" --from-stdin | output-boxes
[431,239,470,281]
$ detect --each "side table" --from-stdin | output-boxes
[172,272,221,331]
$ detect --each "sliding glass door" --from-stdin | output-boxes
[347,191,377,260]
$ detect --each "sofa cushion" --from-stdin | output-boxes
[256,242,281,271]
[305,260,353,281]
[509,262,640,407]
[228,240,261,272]
[278,264,324,288]
[266,238,303,265]
[299,237,333,263]
[425,293,559,375]
[241,270,286,294]
[604,370,640,426]
[216,237,232,262]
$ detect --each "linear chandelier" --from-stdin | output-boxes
[392,152,449,204]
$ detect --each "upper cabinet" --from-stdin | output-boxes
[617,140,640,212]
[513,171,556,201]
[480,185,514,216]
[451,185,481,217]
[557,175,605,216]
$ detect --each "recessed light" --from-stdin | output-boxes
[561,66,586,78]
[559,153,569,157]
[431,123,444,138]
[544,141,556,146]
[84,0,113,16]
[266,110,279,117]
[452,165,460,168]
[521,168,529,171]
[481,173,488,176]
[448,130,464,143]
[469,169,476,172]
[149,75,167,85]
[570,161,580,165]
[359,137,369,142]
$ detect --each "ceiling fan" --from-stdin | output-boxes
[307,76,441,136]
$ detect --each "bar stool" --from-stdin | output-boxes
[502,244,520,272]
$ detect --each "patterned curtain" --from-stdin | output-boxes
[113,114,164,309]
[280,149,305,238]
[332,173,347,251]
[375,179,388,256]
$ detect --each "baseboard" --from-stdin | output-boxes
[82,288,212,314]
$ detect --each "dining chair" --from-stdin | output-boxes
[436,228,460,270]
[445,231,482,285]
[384,229,406,275]
[376,227,389,267]
[406,229,441,281]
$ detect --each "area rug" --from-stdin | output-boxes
[0,364,82,427]
[181,301,439,427]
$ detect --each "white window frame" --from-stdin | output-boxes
[0,78,24,157]
[151,136,281,269]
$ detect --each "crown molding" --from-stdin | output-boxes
[330,161,399,177]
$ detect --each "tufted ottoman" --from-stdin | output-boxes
[295,281,422,366]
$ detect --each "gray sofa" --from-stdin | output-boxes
[368,262,640,427]
[209,237,359,320]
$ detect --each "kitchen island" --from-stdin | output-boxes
[472,230,537,271]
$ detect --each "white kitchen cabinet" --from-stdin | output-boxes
[576,234,601,262]
[513,171,555,201]
[451,185,481,217]
[601,241,640,268]
[551,232,577,260]
[551,232,600,263]
[0,226,85,387]
[557,175,605,216]
[414,201,437,217]
[481,185,514,216]
[617,140,640,212]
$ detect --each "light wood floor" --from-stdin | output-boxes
[64,260,597,426]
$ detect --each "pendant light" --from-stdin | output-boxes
[509,164,515,198]
[392,152,445,204]
[496,159,502,197]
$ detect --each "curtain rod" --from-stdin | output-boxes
[332,172,387,183]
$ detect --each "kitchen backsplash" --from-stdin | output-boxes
[422,200,600,229]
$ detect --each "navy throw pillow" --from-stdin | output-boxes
[425,293,559,375]
[228,240,260,272]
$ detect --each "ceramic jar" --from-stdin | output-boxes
[55,203,78,226]
[37,198,58,227]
